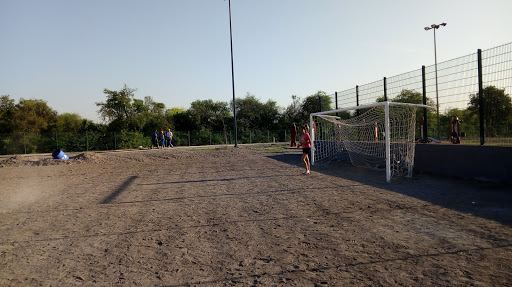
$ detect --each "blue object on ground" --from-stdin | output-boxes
[427,137,441,143]
[52,149,69,160]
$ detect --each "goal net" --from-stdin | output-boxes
[310,102,431,182]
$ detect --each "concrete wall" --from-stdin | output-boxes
[414,144,512,184]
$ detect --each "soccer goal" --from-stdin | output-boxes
[310,101,432,182]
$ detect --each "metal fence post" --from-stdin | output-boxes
[114,132,117,150]
[335,91,338,117]
[356,85,360,116]
[422,65,428,140]
[477,49,485,145]
[86,130,89,151]
[188,131,191,146]
[383,77,387,101]
[56,130,58,149]
[23,132,27,154]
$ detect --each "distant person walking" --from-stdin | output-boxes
[151,130,158,149]
[166,128,174,147]
[290,122,297,147]
[160,130,166,148]
[298,126,311,174]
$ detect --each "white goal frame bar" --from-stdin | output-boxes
[310,101,433,182]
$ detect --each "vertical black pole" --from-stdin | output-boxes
[356,85,359,116]
[422,65,428,141]
[477,49,485,145]
[383,77,387,101]
[24,132,27,154]
[229,0,238,148]
[335,91,338,117]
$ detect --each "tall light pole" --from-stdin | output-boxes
[425,22,446,140]
[228,0,238,147]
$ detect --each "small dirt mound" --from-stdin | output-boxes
[71,152,105,163]
[0,156,23,167]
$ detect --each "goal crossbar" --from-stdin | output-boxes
[310,101,433,182]
[310,102,432,117]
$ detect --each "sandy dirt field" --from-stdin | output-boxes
[0,144,511,286]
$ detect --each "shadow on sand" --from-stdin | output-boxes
[267,153,512,227]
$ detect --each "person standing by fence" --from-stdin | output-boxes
[290,122,297,147]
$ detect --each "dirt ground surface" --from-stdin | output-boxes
[1,144,511,286]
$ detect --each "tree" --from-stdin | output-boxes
[468,86,512,137]
[96,85,169,132]
[172,109,198,131]
[235,94,258,130]
[131,98,149,131]
[235,93,280,130]
[282,95,301,121]
[142,96,170,133]
[298,91,333,126]
[165,107,185,130]
[0,95,15,133]
[56,113,84,133]
[189,99,230,131]
[11,98,57,132]
[96,85,137,130]
[262,99,281,129]
[301,91,332,114]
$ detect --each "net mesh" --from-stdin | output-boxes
[313,104,418,178]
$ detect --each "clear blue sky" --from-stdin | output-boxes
[1,0,511,122]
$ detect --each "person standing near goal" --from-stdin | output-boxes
[298,126,311,174]
[290,122,297,147]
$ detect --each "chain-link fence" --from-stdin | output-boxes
[333,42,512,146]
[0,129,291,155]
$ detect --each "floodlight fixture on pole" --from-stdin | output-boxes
[424,22,447,140]
[228,0,238,147]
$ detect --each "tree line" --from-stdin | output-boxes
[1,84,510,154]
[0,85,332,153]
[0,85,333,136]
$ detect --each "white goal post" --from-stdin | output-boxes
[310,101,433,182]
